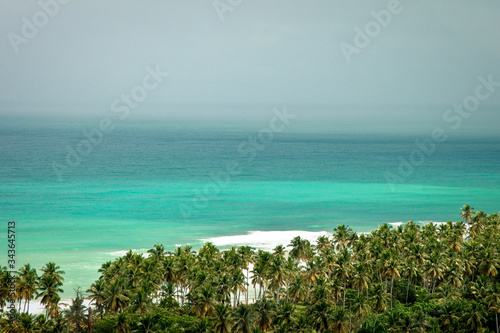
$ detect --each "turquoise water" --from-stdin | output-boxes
[1,117,499,297]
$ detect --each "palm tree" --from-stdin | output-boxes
[315,235,332,254]
[147,244,166,262]
[254,297,275,331]
[402,261,419,303]
[62,288,87,333]
[485,284,500,333]
[411,309,430,333]
[34,313,50,332]
[332,224,354,250]
[190,284,217,317]
[231,270,247,307]
[352,263,370,296]
[448,232,464,252]
[293,315,313,333]
[330,309,350,333]
[283,256,298,302]
[461,204,475,224]
[439,301,460,332]
[350,293,370,330]
[371,284,389,331]
[115,312,130,333]
[289,236,312,262]
[213,304,232,333]
[50,317,67,333]
[477,248,499,277]
[275,301,295,329]
[0,266,12,309]
[268,256,285,303]
[17,264,38,313]
[470,211,487,239]
[424,253,444,293]
[251,252,269,301]
[333,248,352,310]
[310,277,331,306]
[199,242,220,262]
[465,302,487,332]
[272,245,287,259]
[307,301,332,333]
[395,313,414,333]
[232,304,255,333]
[383,256,401,309]
[130,286,152,314]
[36,274,63,318]
[40,262,65,285]
[302,258,325,286]
[136,314,157,333]
[329,278,344,310]
[86,278,106,318]
[238,246,255,305]
[288,275,307,304]
[17,312,37,333]
[191,316,211,333]
[103,279,129,313]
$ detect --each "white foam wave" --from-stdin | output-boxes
[107,248,150,257]
[202,230,329,251]
[387,221,448,228]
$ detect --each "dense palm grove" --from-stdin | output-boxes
[1,205,500,332]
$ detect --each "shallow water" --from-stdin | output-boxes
[1,117,499,296]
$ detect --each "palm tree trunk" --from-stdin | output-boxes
[406,278,411,303]
[246,269,249,305]
[495,312,498,333]
[349,309,352,333]
[373,313,379,333]
[343,279,347,311]
[390,277,394,309]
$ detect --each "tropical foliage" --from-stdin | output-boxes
[1,206,500,332]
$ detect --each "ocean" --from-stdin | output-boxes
[1,114,499,297]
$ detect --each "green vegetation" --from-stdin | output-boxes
[1,205,500,332]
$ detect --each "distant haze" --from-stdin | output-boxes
[0,1,499,136]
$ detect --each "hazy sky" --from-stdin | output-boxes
[0,0,499,133]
